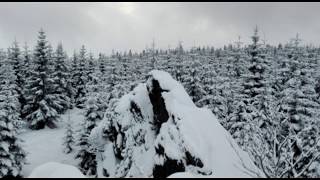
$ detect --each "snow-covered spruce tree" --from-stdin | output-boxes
[241,27,268,107]
[182,60,207,106]
[240,29,279,174]
[244,35,320,178]
[232,36,247,78]
[8,40,26,118]
[255,41,276,130]
[314,44,320,99]
[198,64,228,123]
[229,27,270,150]
[63,112,75,154]
[74,45,88,109]
[85,53,108,115]
[168,42,185,83]
[206,41,245,124]
[241,84,285,178]
[21,42,32,85]
[23,29,59,130]
[86,73,108,118]
[238,99,284,178]
[0,59,26,178]
[0,49,6,63]
[0,56,25,130]
[197,64,216,108]
[75,97,104,176]
[70,51,79,105]
[226,101,253,149]
[87,52,95,82]
[20,43,32,119]
[46,43,55,74]
[274,43,297,99]
[229,37,248,102]
[98,53,106,76]
[51,43,72,113]
[205,68,233,124]
[277,43,320,177]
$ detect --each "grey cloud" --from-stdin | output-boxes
[1,2,320,55]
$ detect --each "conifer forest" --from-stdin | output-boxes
[1,2,320,178]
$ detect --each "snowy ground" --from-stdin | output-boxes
[28,162,86,178]
[19,108,85,177]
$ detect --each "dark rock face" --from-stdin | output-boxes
[153,144,185,178]
[130,101,143,123]
[153,158,186,178]
[147,78,169,134]
[185,151,204,168]
[147,78,185,178]
[102,168,109,177]
[147,77,210,178]
[113,122,125,161]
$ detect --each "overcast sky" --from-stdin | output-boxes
[1,2,320,55]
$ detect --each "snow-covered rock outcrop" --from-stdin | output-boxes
[91,70,262,178]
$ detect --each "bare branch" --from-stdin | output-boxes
[295,152,320,177]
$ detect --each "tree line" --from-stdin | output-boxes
[1,27,320,177]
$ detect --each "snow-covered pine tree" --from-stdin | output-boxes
[244,34,320,178]
[224,37,249,120]
[209,57,234,124]
[149,39,157,69]
[242,26,267,106]
[229,27,269,149]
[226,100,253,149]
[20,43,32,119]
[21,42,32,86]
[1,55,25,130]
[86,71,107,117]
[22,42,31,67]
[47,43,55,74]
[87,52,95,82]
[23,29,60,130]
[0,49,6,63]
[229,36,247,102]
[274,43,295,100]
[277,39,320,177]
[52,43,72,113]
[243,30,277,171]
[98,53,106,76]
[74,45,88,109]
[254,39,275,130]
[0,58,26,177]
[75,97,104,176]
[8,40,26,118]
[63,111,75,154]
[232,36,246,78]
[168,42,185,83]
[198,65,223,118]
[182,59,207,106]
[69,51,79,106]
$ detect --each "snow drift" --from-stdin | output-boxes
[90,70,262,178]
[28,162,85,178]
